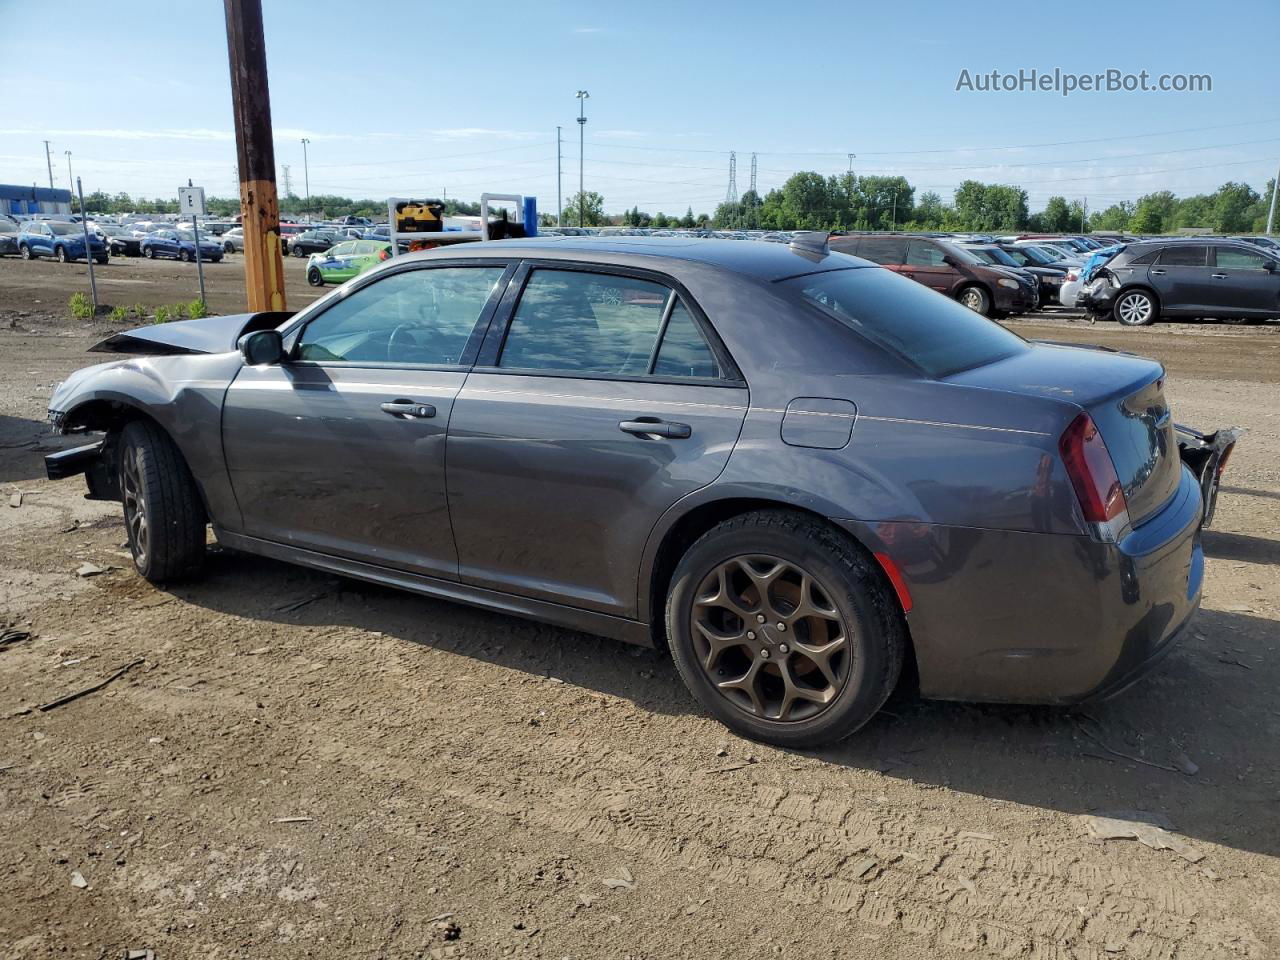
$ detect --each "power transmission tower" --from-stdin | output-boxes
[725,152,737,204]
[282,164,292,198]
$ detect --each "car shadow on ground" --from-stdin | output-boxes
[0,416,83,485]
[1203,529,1280,566]
[181,546,1280,860]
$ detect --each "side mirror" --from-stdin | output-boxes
[942,255,959,267]
[1265,259,1278,272]
[240,329,284,366]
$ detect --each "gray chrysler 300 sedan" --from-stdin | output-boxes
[45,235,1239,746]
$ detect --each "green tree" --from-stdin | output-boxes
[911,191,946,229]
[564,190,605,227]
[652,212,670,228]
[1090,202,1133,232]
[1038,196,1073,233]
[1210,182,1260,233]
[954,181,1029,231]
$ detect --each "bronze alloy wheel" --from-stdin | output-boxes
[121,443,149,568]
[691,554,850,722]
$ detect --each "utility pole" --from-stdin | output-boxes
[76,178,98,312]
[576,90,589,227]
[1081,196,1088,233]
[64,151,74,199]
[300,137,311,216]
[891,192,897,231]
[1267,160,1279,236]
[281,164,292,199]
[223,0,285,312]
[43,140,54,190]
[556,125,563,227]
[725,152,737,204]
[847,152,855,176]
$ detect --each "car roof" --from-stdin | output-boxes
[404,235,863,281]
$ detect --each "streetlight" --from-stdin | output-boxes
[576,90,589,227]
[64,151,74,202]
[300,137,311,216]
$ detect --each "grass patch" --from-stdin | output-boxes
[69,292,94,320]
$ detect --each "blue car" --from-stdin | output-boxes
[141,228,224,263]
[18,220,109,263]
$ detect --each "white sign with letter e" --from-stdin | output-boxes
[178,186,207,217]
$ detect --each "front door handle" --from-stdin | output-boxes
[1149,269,1167,276]
[380,399,436,419]
[619,417,692,440]
[1211,273,1228,279]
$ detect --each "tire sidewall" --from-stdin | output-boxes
[307,267,323,287]
[1114,288,1156,326]
[666,521,895,747]
[959,285,990,315]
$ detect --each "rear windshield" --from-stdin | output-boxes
[782,267,1028,378]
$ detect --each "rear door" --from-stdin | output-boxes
[446,263,748,618]
[222,261,513,578]
[1147,244,1211,314]
[1211,245,1280,317]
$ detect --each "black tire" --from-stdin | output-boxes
[293,245,306,257]
[307,266,324,287]
[19,244,31,260]
[1113,287,1157,326]
[957,285,991,316]
[55,245,68,263]
[179,248,191,262]
[118,420,206,583]
[224,242,234,254]
[144,245,155,259]
[95,256,109,265]
[665,509,905,748]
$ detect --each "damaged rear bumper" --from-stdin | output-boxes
[1175,424,1242,527]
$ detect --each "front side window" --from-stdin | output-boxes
[1158,245,1208,267]
[297,266,505,365]
[855,237,908,265]
[1215,248,1270,271]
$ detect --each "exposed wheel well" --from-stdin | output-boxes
[646,499,916,682]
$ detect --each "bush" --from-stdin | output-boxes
[132,303,147,319]
[109,305,128,324]
[69,292,93,320]
[153,305,170,324]
[187,299,208,319]
[173,302,189,319]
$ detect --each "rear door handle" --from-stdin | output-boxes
[619,418,691,440]
[380,399,436,419]
[1211,273,1228,279]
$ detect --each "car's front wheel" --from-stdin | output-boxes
[307,266,324,287]
[19,244,31,260]
[293,245,306,257]
[179,248,191,262]
[55,245,68,263]
[1114,288,1157,326]
[666,510,905,747]
[118,420,207,583]
[143,246,155,259]
[224,242,234,254]
[957,285,991,316]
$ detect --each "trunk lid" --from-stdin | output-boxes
[947,342,1180,526]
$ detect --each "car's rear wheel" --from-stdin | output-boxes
[957,285,991,316]
[144,246,155,259]
[307,266,324,287]
[224,242,234,254]
[666,510,905,747]
[179,248,191,262]
[55,245,68,263]
[95,255,108,265]
[118,420,206,583]
[293,245,306,257]
[1114,288,1157,326]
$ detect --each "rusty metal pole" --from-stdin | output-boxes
[223,0,285,312]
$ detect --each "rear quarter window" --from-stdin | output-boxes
[783,267,1028,378]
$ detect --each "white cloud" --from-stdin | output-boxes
[572,26,606,33]
[595,129,649,141]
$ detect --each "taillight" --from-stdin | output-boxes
[1059,413,1127,525]
[1066,270,1078,282]
[378,248,390,261]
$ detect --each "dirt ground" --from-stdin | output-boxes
[1,255,1278,960]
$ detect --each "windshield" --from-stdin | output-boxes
[1014,246,1052,265]
[49,222,81,236]
[975,245,1019,267]
[784,267,1028,378]
[939,241,982,265]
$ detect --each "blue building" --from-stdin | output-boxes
[1,184,72,217]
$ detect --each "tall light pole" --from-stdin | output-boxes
[1267,159,1279,236]
[576,90,589,227]
[556,125,563,227]
[43,140,54,189]
[300,137,311,215]
[64,151,74,200]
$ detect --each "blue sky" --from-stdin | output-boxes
[3,0,1277,215]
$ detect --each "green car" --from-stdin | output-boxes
[306,239,392,287]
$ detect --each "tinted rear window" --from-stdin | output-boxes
[782,267,1028,378]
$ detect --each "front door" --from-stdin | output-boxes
[221,262,512,578]
[904,239,957,295]
[1147,244,1212,314]
[446,264,749,618]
